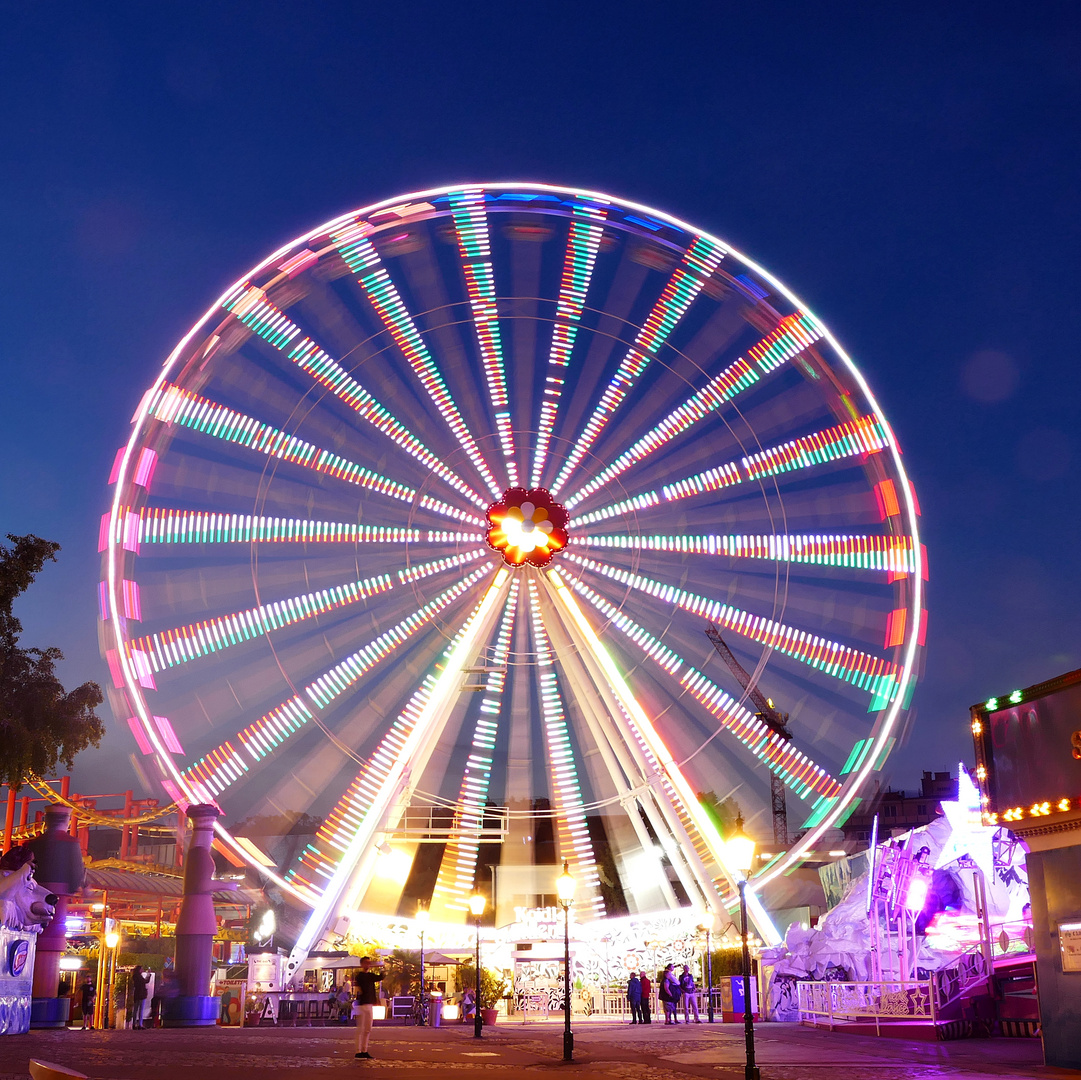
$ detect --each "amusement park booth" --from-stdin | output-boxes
[972,667,1081,1069]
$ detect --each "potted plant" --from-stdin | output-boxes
[459,962,508,1026]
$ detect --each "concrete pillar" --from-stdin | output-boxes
[27,804,85,1028]
[1027,845,1081,1068]
[164,804,233,1026]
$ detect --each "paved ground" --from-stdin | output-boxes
[0,1019,1073,1080]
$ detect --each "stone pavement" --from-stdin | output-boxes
[0,1019,1074,1080]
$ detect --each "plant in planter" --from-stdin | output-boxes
[458,962,509,1023]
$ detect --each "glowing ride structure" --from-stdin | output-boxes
[100,183,925,971]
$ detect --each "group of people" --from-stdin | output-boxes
[78,965,153,1030]
[627,963,702,1025]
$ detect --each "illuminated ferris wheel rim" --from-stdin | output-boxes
[104,180,924,923]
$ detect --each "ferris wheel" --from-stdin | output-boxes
[100,183,925,956]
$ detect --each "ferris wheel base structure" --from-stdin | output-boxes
[99,182,925,971]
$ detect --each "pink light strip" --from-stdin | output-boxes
[530,198,609,487]
[550,234,727,495]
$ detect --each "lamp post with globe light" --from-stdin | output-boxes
[726,817,759,1080]
[557,862,575,1062]
[416,903,429,1025]
[698,912,715,1023]
[469,892,485,1038]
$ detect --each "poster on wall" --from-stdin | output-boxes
[217,980,247,1026]
[1058,921,1081,973]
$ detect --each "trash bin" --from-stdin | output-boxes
[430,996,442,1027]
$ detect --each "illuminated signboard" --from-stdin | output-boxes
[970,667,1081,826]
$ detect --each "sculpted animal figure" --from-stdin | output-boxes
[0,862,58,932]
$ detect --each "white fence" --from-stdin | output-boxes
[797,980,935,1035]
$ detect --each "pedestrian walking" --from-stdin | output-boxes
[639,972,652,1024]
[660,964,680,1024]
[80,974,96,1029]
[626,971,642,1023]
[130,965,151,1029]
[679,964,701,1023]
[352,956,385,1060]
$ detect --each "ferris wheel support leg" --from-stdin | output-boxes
[539,573,720,913]
[544,570,781,946]
[534,582,682,912]
[286,569,512,976]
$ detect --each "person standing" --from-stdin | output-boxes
[679,964,701,1023]
[80,973,96,1030]
[626,972,642,1024]
[660,964,680,1024]
[639,972,652,1024]
[131,966,151,1029]
[352,957,385,1060]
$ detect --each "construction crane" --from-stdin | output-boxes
[703,624,791,847]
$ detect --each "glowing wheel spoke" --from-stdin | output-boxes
[332,222,502,498]
[431,579,520,912]
[530,197,609,487]
[569,413,891,527]
[550,234,728,495]
[146,383,484,526]
[221,283,486,508]
[448,187,517,484]
[291,568,510,952]
[565,312,823,509]
[127,572,393,679]
[527,579,605,917]
[546,568,780,943]
[181,565,493,799]
[566,553,899,704]
[565,576,841,799]
[572,532,917,575]
[134,508,420,546]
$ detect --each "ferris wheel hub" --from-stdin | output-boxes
[485,486,569,567]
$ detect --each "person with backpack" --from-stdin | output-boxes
[639,972,652,1024]
[626,971,642,1024]
[659,964,680,1024]
[679,964,701,1023]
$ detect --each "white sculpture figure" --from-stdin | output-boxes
[0,863,57,932]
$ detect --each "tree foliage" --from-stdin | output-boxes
[0,534,104,789]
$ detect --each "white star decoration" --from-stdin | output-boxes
[933,764,996,882]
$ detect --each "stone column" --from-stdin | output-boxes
[164,803,233,1026]
[27,804,84,1028]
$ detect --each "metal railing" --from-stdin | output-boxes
[798,979,935,1036]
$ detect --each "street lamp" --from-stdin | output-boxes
[416,903,430,1026]
[102,928,120,1029]
[726,817,759,1080]
[469,891,485,1039]
[556,861,576,1062]
[698,912,715,1023]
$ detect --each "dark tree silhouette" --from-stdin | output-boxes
[0,534,104,789]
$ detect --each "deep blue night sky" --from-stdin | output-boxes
[3,2,1080,798]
